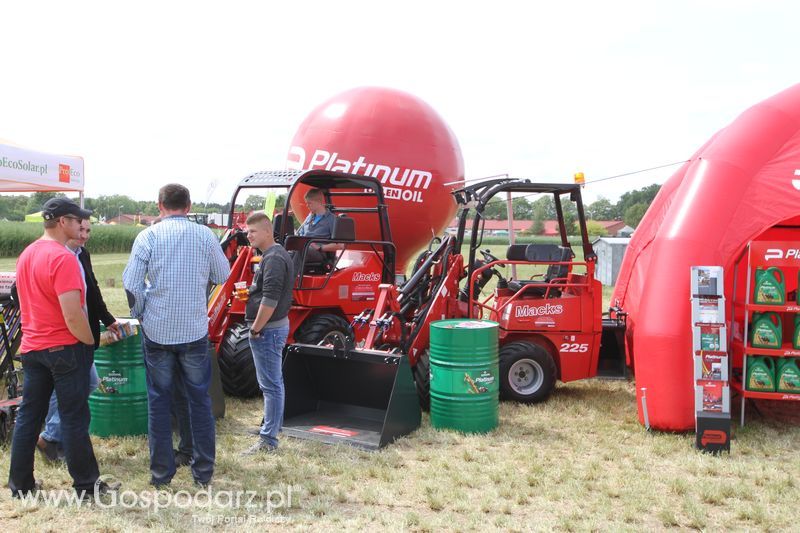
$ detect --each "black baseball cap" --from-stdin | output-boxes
[42,198,93,221]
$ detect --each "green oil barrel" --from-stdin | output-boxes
[750,312,782,349]
[794,315,800,350]
[754,267,785,305]
[746,356,776,392]
[429,319,499,434]
[89,325,148,437]
[777,358,800,393]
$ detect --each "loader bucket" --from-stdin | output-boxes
[282,343,421,450]
[597,318,628,379]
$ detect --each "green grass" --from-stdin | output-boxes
[1,384,798,531]
[2,253,798,531]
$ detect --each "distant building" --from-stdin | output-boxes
[617,225,635,237]
[446,218,532,235]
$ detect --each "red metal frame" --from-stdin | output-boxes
[354,248,604,385]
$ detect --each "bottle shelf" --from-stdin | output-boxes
[744,343,800,358]
[731,378,800,401]
[731,338,800,358]
[732,241,800,426]
[744,303,800,313]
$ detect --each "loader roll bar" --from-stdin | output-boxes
[225,169,396,282]
[451,178,597,308]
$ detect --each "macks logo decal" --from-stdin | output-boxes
[352,272,380,282]
[514,303,563,318]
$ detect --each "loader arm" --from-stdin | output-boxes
[208,245,253,349]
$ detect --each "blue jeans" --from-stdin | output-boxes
[249,325,289,447]
[139,334,194,458]
[141,332,214,486]
[8,343,100,496]
[40,364,99,443]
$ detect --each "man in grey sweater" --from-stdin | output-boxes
[242,211,294,454]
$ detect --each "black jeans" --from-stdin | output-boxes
[8,342,100,496]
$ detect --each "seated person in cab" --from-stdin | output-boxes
[295,188,341,267]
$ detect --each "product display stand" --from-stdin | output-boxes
[691,266,731,453]
[731,241,800,427]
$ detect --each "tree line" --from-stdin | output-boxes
[481,183,661,229]
[0,192,287,222]
[0,185,659,229]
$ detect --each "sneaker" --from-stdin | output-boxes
[174,449,192,467]
[36,436,62,463]
[240,439,277,456]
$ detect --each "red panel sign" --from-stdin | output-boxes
[58,164,70,183]
[750,241,800,268]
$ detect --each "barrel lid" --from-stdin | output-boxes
[431,319,499,330]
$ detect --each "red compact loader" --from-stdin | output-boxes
[282,178,626,448]
[208,169,400,398]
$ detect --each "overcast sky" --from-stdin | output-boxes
[1,1,797,205]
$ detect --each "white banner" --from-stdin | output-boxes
[0,143,84,192]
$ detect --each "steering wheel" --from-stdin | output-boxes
[475,249,508,288]
[480,249,504,267]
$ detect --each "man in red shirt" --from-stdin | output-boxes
[8,198,117,499]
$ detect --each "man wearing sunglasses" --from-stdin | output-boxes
[8,198,118,500]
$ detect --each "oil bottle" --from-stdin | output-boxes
[754,267,785,305]
[776,358,800,393]
[746,356,776,392]
[750,312,782,349]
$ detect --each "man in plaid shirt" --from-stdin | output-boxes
[123,184,229,488]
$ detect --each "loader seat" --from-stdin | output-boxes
[506,244,573,298]
[273,213,295,242]
[331,213,355,241]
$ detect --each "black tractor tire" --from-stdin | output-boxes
[294,314,353,346]
[218,322,261,398]
[412,350,431,412]
[499,341,557,403]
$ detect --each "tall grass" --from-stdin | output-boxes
[0,222,144,257]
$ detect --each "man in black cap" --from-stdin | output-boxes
[37,217,120,462]
[8,197,119,499]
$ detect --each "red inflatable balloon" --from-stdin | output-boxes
[613,84,800,430]
[287,87,464,274]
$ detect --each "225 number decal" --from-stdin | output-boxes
[560,343,589,353]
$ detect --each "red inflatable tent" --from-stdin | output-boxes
[613,83,800,431]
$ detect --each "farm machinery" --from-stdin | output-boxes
[281,177,627,448]
[208,169,399,397]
